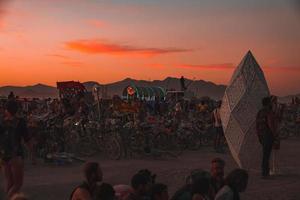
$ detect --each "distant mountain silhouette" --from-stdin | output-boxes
[0,84,58,98]
[0,77,226,100]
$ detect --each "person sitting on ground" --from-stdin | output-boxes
[138,169,156,185]
[151,184,169,200]
[70,162,103,200]
[125,172,152,200]
[93,183,115,200]
[114,169,155,200]
[214,169,248,200]
[191,173,211,200]
[209,158,225,199]
[171,169,210,200]
[114,185,133,200]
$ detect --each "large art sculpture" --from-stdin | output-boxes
[220,51,270,169]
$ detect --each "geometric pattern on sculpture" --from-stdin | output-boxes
[220,50,270,169]
[232,94,257,134]
[226,75,246,110]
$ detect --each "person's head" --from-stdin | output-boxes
[270,95,278,104]
[262,97,272,109]
[83,162,103,184]
[8,91,15,99]
[93,183,115,200]
[191,174,211,197]
[211,158,225,180]
[225,169,248,193]
[138,169,156,184]
[186,169,211,185]
[5,100,19,118]
[270,95,278,109]
[151,183,169,200]
[131,172,152,195]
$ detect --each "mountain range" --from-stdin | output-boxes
[0,77,226,100]
[0,77,298,101]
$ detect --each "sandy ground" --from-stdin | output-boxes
[1,138,300,200]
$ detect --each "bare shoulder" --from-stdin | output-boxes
[71,187,92,200]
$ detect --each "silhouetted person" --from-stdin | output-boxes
[70,162,103,200]
[180,76,187,91]
[0,100,31,198]
[151,184,169,200]
[215,169,248,200]
[8,92,15,101]
[125,172,152,200]
[256,97,276,178]
[171,169,210,200]
[270,95,284,175]
[209,158,225,199]
[212,101,224,152]
[93,183,116,200]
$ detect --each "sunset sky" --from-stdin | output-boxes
[0,0,299,96]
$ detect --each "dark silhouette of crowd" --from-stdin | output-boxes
[69,160,248,200]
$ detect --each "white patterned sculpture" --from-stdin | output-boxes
[220,51,270,169]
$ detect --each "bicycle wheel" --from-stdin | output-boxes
[279,127,290,140]
[104,134,123,160]
[76,136,98,157]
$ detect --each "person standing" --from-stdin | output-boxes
[180,76,187,91]
[256,97,276,178]
[270,95,284,175]
[0,100,31,198]
[212,101,224,152]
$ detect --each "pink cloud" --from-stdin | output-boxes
[64,39,191,57]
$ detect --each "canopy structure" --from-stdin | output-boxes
[122,85,166,100]
[56,81,87,99]
[220,51,270,169]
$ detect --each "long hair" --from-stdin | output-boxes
[224,169,248,200]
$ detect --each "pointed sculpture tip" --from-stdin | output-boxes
[247,50,253,55]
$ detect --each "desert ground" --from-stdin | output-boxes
[1,137,300,200]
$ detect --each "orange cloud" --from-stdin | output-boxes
[47,54,70,59]
[87,19,106,28]
[64,39,191,57]
[177,63,235,70]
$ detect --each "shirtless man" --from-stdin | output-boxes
[0,100,31,198]
[70,162,103,200]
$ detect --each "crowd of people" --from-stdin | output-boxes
[67,159,248,200]
[0,90,299,199]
